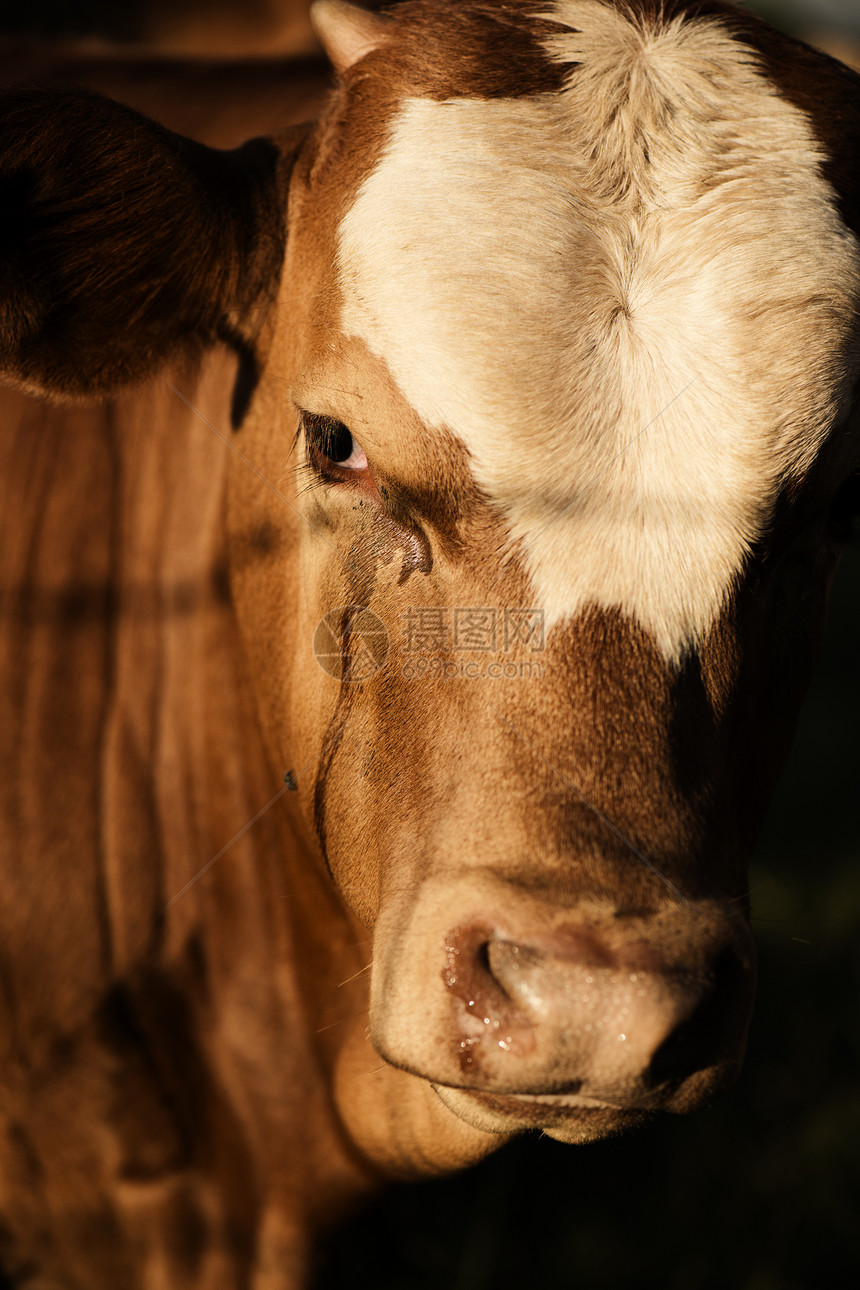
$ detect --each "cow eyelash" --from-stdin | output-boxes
[299,410,369,483]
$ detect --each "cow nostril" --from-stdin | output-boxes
[443,928,519,1015]
[647,947,750,1090]
[486,939,549,1009]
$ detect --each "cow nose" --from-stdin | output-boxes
[487,938,699,1093]
[444,924,749,1101]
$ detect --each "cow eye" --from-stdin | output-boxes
[300,411,368,475]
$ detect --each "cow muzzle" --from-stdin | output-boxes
[370,879,755,1142]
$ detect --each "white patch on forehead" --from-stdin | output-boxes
[337,0,860,660]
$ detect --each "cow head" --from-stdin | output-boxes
[2,0,858,1147]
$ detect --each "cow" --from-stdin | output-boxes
[0,0,858,1285]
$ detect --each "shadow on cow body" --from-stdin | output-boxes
[0,1,859,1286]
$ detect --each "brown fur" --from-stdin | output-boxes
[0,2,858,1285]
[371,0,570,98]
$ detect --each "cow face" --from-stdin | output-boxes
[228,0,860,1141]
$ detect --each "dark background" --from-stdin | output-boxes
[0,3,857,1287]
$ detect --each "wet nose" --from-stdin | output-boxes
[444,923,751,1101]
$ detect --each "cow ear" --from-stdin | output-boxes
[311,0,393,74]
[0,86,299,406]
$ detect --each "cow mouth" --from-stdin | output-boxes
[431,1082,653,1143]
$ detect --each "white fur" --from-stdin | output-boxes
[337,0,860,659]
